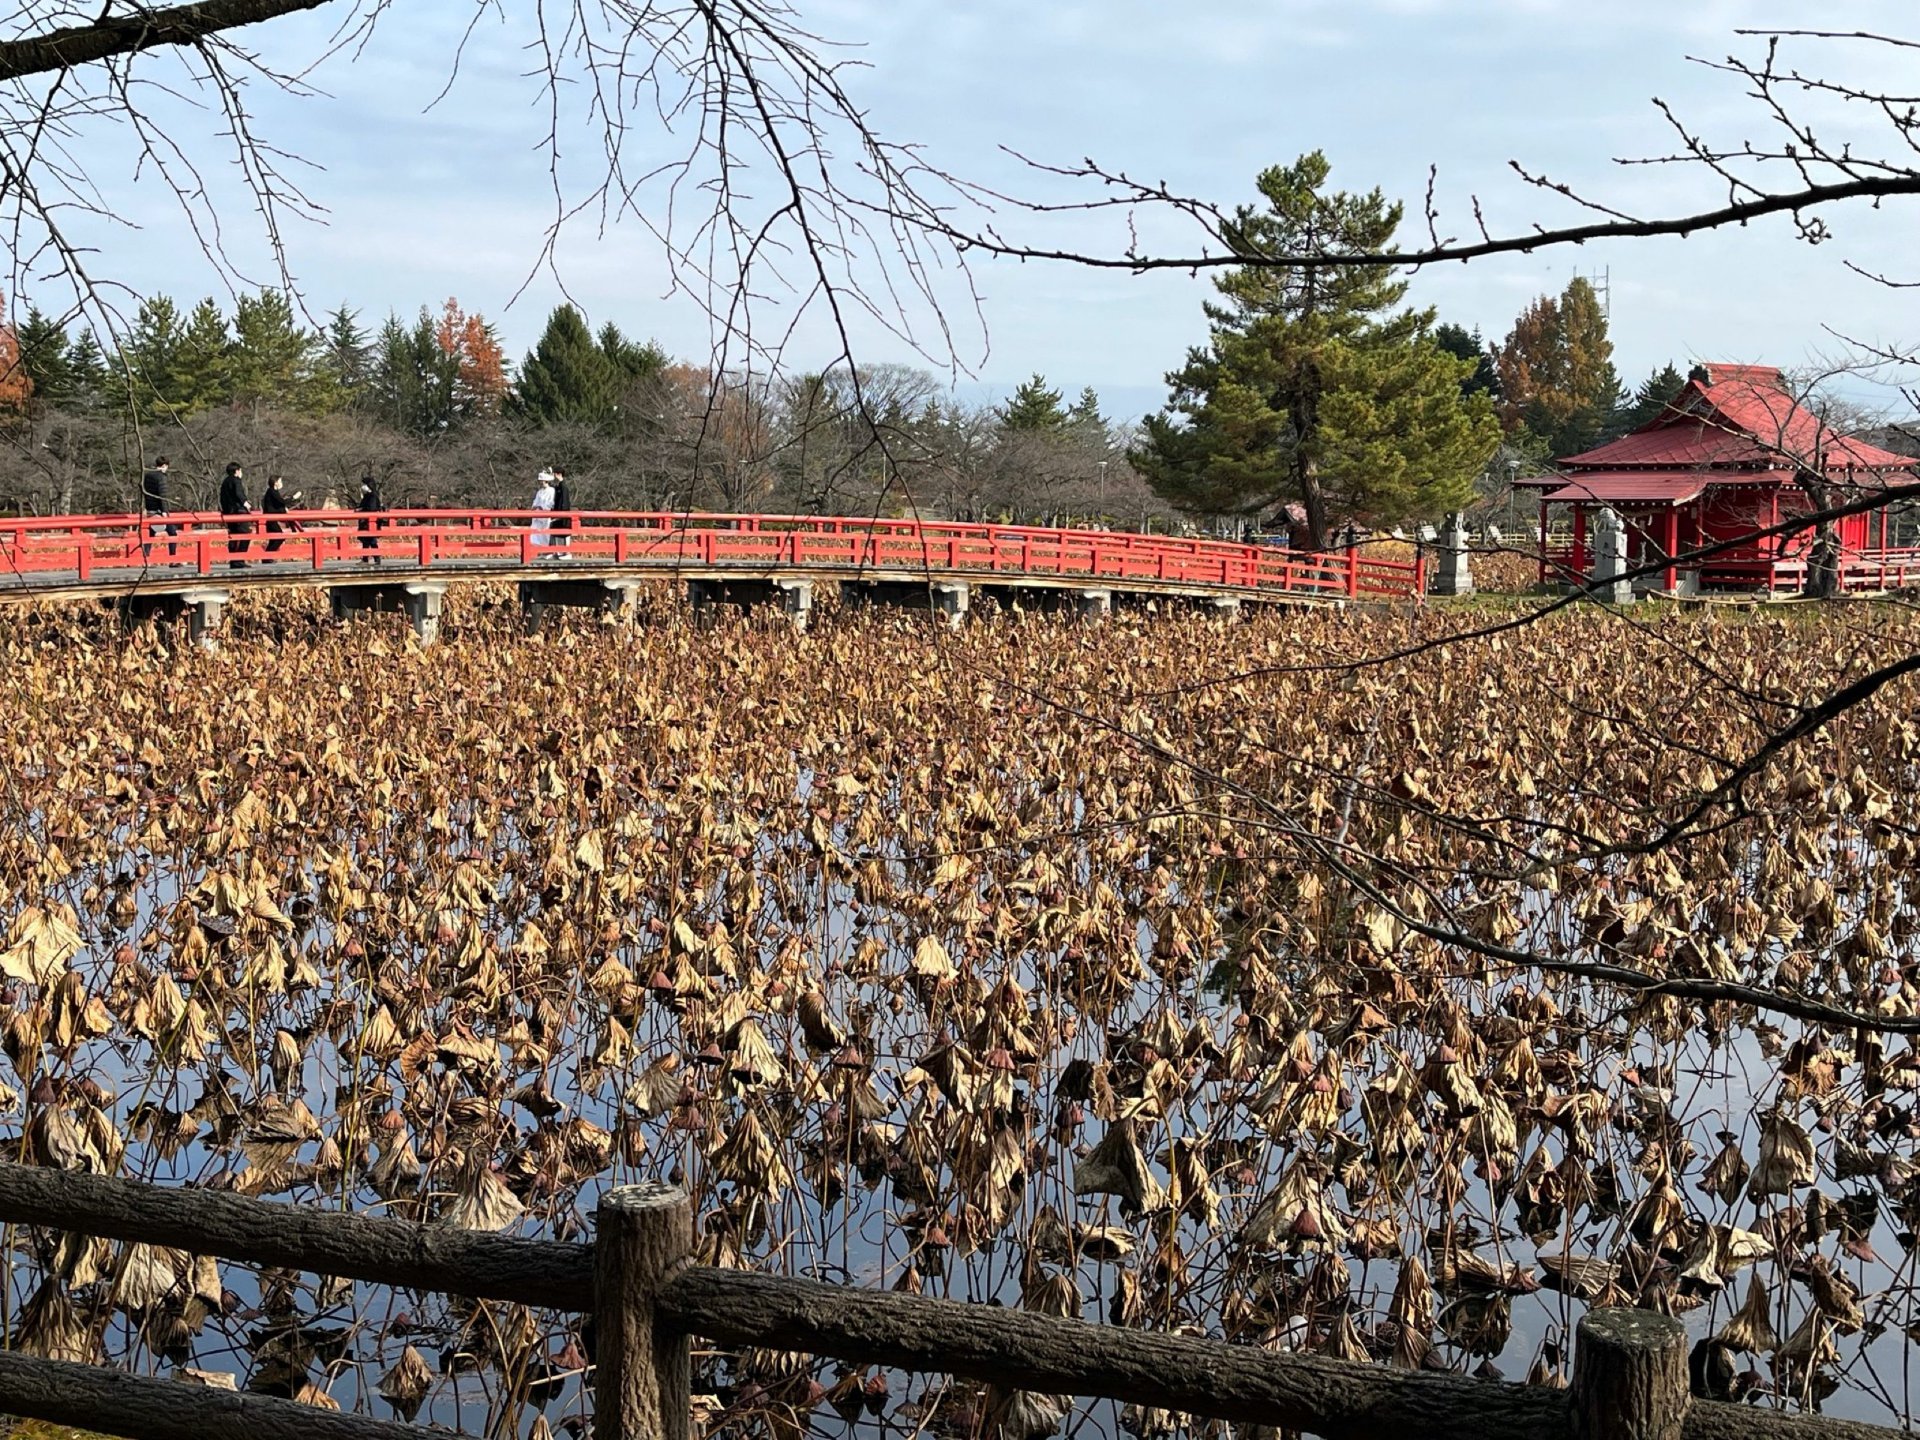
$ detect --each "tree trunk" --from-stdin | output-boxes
[1286,359,1328,551]
[1799,475,1841,598]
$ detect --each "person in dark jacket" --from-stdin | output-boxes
[356,471,384,561]
[261,475,295,554]
[218,462,252,567]
[551,468,573,547]
[140,456,176,559]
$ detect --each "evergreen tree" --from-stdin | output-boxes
[231,291,323,411]
[322,305,373,405]
[66,330,106,408]
[599,322,668,383]
[15,308,73,409]
[1434,322,1500,399]
[1620,362,1689,432]
[1492,277,1625,457]
[999,374,1068,431]
[1134,153,1500,546]
[512,305,619,426]
[1067,385,1107,435]
[369,308,459,436]
[169,298,234,415]
[121,296,184,414]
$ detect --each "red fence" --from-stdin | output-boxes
[0,510,1426,601]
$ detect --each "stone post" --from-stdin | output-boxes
[1590,506,1634,604]
[1432,512,1473,597]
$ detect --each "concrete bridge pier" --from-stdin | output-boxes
[120,588,230,649]
[840,579,971,627]
[331,581,449,644]
[517,578,640,633]
[1202,594,1243,619]
[685,577,813,628]
[995,585,1112,619]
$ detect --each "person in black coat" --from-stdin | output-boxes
[551,468,573,546]
[140,456,176,559]
[261,475,295,554]
[356,471,384,560]
[218,462,252,567]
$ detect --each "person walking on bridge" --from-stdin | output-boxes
[356,471,384,562]
[551,467,573,549]
[530,467,556,548]
[140,456,176,560]
[218,462,252,568]
[261,475,298,555]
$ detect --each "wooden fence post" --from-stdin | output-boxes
[1569,1307,1688,1440]
[594,1183,693,1440]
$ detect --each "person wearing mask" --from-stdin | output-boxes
[261,475,299,554]
[356,471,384,561]
[551,467,573,548]
[141,456,176,559]
[218,462,252,567]
[531,468,556,547]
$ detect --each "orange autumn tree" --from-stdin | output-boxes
[435,298,508,418]
[0,298,34,415]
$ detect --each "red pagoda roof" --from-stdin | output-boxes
[1561,363,1917,474]
[1539,472,1716,506]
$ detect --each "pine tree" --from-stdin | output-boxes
[1620,363,1689,432]
[1067,385,1106,436]
[369,309,459,436]
[999,374,1068,431]
[1134,152,1500,546]
[15,308,73,409]
[321,305,372,405]
[121,296,184,415]
[169,298,234,415]
[231,291,323,411]
[1434,322,1500,399]
[512,305,619,426]
[66,330,106,408]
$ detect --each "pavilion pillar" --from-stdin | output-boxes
[1662,506,1679,594]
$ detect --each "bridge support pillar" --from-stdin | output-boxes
[600,580,645,622]
[1203,595,1242,619]
[403,584,446,645]
[931,581,970,628]
[330,581,449,643]
[838,579,971,627]
[517,578,632,633]
[121,589,230,649]
[685,577,809,626]
[775,578,814,630]
[1074,587,1113,619]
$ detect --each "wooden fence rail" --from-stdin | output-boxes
[0,1164,1899,1440]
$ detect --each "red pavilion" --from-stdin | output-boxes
[1532,364,1918,593]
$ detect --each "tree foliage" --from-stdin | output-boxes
[1134,153,1500,546]
[1492,277,1625,457]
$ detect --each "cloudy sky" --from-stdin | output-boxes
[35,0,1920,419]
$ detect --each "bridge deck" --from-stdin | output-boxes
[0,509,1425,608]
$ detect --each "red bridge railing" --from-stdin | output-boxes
[0,509,1426,601]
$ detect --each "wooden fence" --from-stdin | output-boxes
[0,1164,1899,1440]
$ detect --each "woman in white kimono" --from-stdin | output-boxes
[530,469,556,546]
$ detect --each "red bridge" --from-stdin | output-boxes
[0,509,1425,642]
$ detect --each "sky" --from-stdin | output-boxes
[29,0,1920,421]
